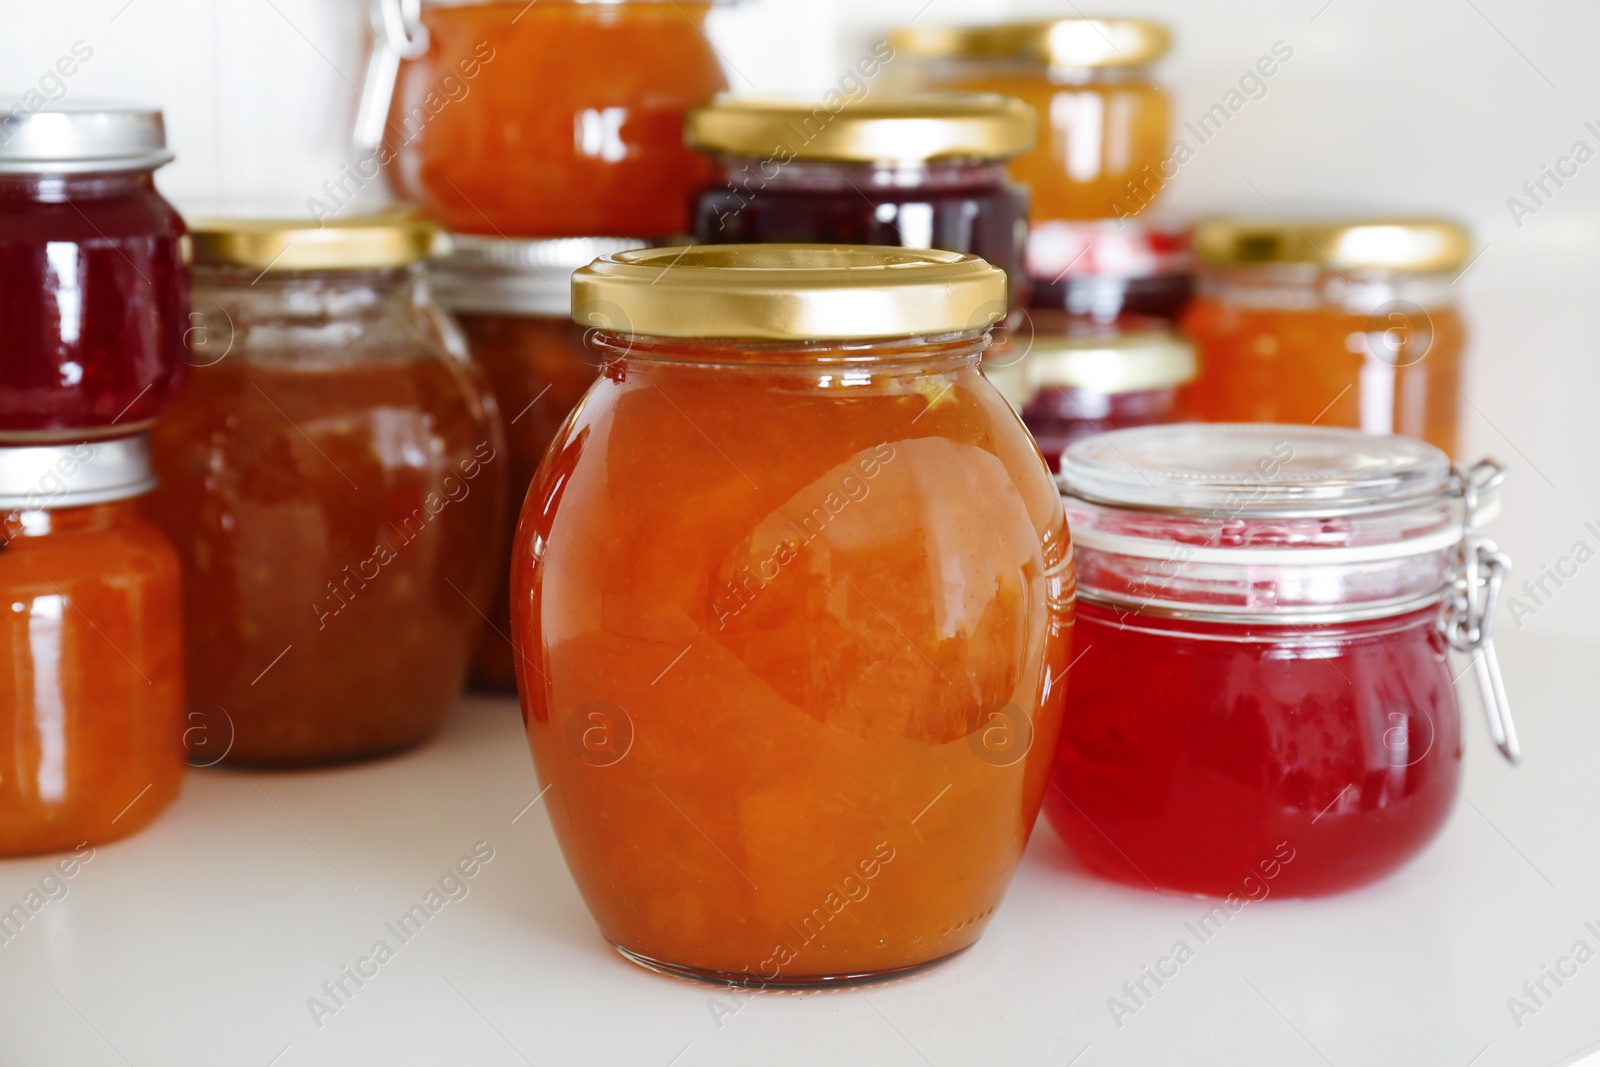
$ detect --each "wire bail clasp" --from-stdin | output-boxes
[1442,459,1518,765]
[354,0,430,152]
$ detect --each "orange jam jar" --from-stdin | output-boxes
[1183,219,1470,455]
[0,437,185,855]
[513,246,1074,983]
[891,19,1172,222]
[434,235,647,690]
[362,0,727,237]
[146,214,507,766]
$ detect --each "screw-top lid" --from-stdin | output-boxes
[0,437,156,509]
[686,92,1036,164]
[186,208,446,272]
[1194,218,1472,273]
[572,244,1007,341]
[891,19,1171,70]
[434,235,651,316]
[1027,322,1195,393]
[0,102,173,174]
[1061,423,1453,518]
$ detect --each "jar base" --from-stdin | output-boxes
[613,943,970,988]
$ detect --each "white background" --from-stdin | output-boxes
[5,0,1598,647]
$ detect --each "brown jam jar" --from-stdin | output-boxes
[434,234,647,690]
[146,212,507,765]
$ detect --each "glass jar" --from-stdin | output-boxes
[145,213,507,766]
[514,246,1073,983]
[1183,219,1470,455]
[0,105,189,442]
[1007,314,1195,470]
[1047,423,1518,897]
[1024,218,1193,323]
[0,436,185,855]
[434,235,647,691]
[688,93,1035,309]
[890,19,1172,222]
[360,0,727,238]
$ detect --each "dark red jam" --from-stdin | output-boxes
[0,170,188,439]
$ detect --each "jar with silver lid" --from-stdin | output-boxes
[0,103,189,441]
[1045,423,1516,897]
[0,436,186,855]
[435,234,647,690]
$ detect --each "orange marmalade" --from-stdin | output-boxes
[383,0,726,237]
[1183,219,1471,455]
[512,247,1073,982]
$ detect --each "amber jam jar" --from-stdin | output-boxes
[434,235,647,691]
[0,104,189,442]
[514,246,1073,984]
[1048,424,1519,898]
[1183,219,1470,456]
[359,0,727,237]
[688,93,1035,309]
[146,213,507,766]
[891,19,1172,222]
[0,437,185,855]
[996,315,1195,471]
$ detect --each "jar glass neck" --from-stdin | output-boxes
[2,498,136,544]
[588,329,989,372]
[715,156,1012,192]
[1196,263,1458,313]
[0,169,159,203]
[195,265,422,319]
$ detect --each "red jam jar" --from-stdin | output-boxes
[1024,218,1193,323]
[0,436,186,855]
[359,0,727,237]
[433,235,647,690]
[1047,424,1518,897]
[514,246,1071,983]
[688,93,1035,309]
[0,105,189,442]
[146,213,506,766]
[997,315,1194,470]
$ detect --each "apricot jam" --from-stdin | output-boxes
[146,216,506,766]
[1048,424,1519,897]
[0,106,188,441]
[383,0,726,237]
[513,246,1072,982]
[891,20,1172,221]
[0,438,185,855]
[1183,219,1470,455]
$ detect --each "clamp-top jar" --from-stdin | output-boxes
[0,104,189,441]
[1047,424,1516,897]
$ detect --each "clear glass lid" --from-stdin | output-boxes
[1060,423,1452,518]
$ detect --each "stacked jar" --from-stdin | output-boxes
[0,105,190,853]
[356,0,731,692]
[889,18,1194,450]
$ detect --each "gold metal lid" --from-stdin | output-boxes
[1193,219,1472,273]
[186,209,446,271]
[1028,324,1195,392]
[572,244,1007,340]
[890,19,1171,69]
[685,92,1036,163]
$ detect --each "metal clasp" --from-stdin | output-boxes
[1441,459,1519,765]
[354,0,430,152]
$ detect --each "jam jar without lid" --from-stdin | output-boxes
[1047,423,1518,897]
[0,103,189,441]
[433,234,647,691]
[890,19,1173,222]
[1183,218,1470,455]
[514,245,1073,983]
[688,93,1036,310]
[145,212,507,766]
[356,0,728,238]
[0,436,185,855]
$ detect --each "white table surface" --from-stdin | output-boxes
[3,627,1599,1067]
